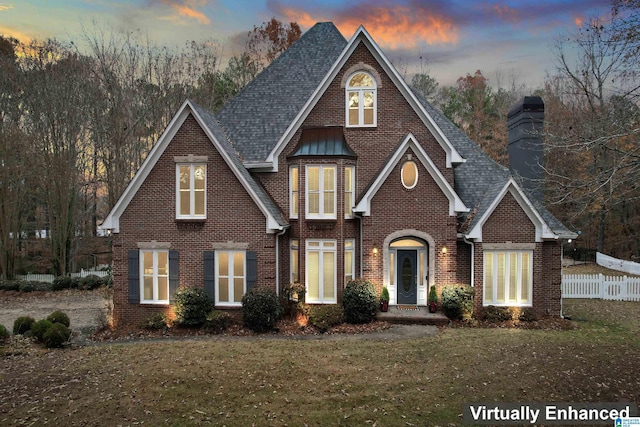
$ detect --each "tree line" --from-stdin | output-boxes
[1,1,639,278]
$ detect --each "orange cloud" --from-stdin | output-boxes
[0,25,31,43]
[489,3,520,23]
[0,4,13,12]
[279,5,458,48]
[159,0,210,25]
[573,16,583,27]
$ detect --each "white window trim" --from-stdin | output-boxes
[305,165,337,220]
[401,161,418,190]
[289,165,299,219]
[483,250,533,306]
[344,166,355,219]
[176,163,206,219]
[215,250,246,307]
[344,239,355,286]
[305,239,337,304]
[139,249,169,304]
[345,72,377,128]
[290,239,299,284]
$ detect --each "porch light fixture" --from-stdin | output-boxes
[372,247,379,255]
[441,246,447,254]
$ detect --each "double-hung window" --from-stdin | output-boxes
[344,239,355,285]
[216,250,246,306]
[290,166,299,219]
[140,250,169,304]
[346,72,376,127]
[177,164,206,219]
[484,250,532,306]
[306,240,336,303]
[290,239,299,283]
[344,166,355,218]
[306,165,336,219]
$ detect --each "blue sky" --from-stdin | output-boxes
[0,0,611,87]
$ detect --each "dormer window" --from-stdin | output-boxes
[346,72,376,127]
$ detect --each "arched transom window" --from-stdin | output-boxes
[346,72,376,127]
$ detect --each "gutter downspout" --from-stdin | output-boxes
[463,236,474,287]
[274,227,289,296]
[358,213,364,277]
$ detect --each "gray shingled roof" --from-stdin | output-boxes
[190,101,288,228]
[216,22,347,162]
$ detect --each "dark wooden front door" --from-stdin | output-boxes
[397,250,417,304]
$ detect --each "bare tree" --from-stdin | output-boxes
[543,10,640,256]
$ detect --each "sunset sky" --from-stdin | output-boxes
[0,0,611,87]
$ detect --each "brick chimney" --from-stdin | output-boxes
[507,96,545,202]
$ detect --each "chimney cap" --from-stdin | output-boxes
[507,96,544,119]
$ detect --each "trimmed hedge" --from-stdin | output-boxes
[308,305,344,332]
[242,287,282,332]
[342,279,378,324]
[174,287,212,327]
[13,316,35,335]
[203,310,232,333]
[43,322,71,348]
[441,285,475,320]
[47,310,71,328]
[31,319,54,342]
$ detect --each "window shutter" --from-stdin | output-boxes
[203,250,215,301]
[128,250,140,304]
[246,251,257,291]
[169,250,179,303]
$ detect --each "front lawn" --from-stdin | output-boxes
[0,299,639,426]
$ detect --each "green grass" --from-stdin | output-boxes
[1,300,639,426]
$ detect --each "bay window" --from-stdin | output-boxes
[306,165,336,219]
[306,240,336,303]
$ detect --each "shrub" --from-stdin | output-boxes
[144,313,167,330]
[42,322,71,348]
[69,277,81,289]
[308,305,344,332]
[52,276,72,291]
[441,285,475,321]
[342,279,378,324]
[18,281,35,292]
[519,307,538,322]
[31,319,53,342]
[0,324,9,342]
[242,287,282,332]
[203,310,232,333]
[428,285,438,304]
[380,286,390,303]
[47,310,71,327]
[0,280,20,291]
[13,316,35,335]
[173,287,212,327]
[78,275,104,290]
[481,305,513,322]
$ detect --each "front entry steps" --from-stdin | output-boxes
[377,306,449,326]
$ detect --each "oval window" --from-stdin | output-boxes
[401,161,418,189]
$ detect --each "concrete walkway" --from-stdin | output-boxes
[376,306,449,326]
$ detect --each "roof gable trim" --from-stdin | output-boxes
[264,25,464,172]
[465,178,557,242]
[100,100,285,234]
[353,133,468,216]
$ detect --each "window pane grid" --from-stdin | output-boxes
[306,239,337,303]
[177,164,206,218]
[484,251,532,306]
[346,72,376,127]
[140,250,169,303]
[216,251,245,305]
[306,166,336,219]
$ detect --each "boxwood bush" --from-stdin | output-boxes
[203,310,232,333]
[31,319,54,342]
[47,310,71,327]
[0,324,9,342]
[342,279,378,324]
[242,287,282,332]
[13,316,35,335]
[173,287,212,327]
[441,284,475,320]
[308,305,344,332]
[43,322,71,348]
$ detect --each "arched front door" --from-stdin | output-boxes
[397,250,417,304]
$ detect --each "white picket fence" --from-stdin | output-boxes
[562,274,640,301]
[16,269,110,284]
[596,252,640,276]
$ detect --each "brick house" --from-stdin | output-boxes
[100,23,576,326]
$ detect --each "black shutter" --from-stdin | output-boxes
[169,250,179,303]
[203,250,215,301]
[246,251,257,291]
[128,250,140,304]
